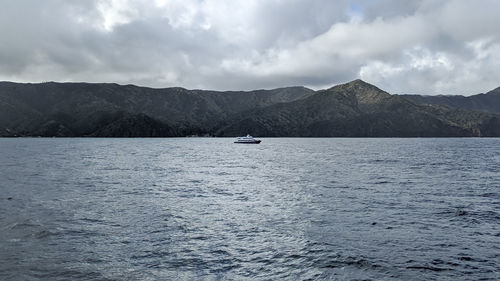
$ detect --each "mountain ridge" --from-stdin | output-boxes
[1,80,499,137]
[402,86,500,114]
[216,80,497,137]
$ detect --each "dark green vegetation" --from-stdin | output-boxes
[1,80,499,137]
[403,86,500,114]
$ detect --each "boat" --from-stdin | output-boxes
[234,134,261,144]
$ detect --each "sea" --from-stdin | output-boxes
[0,138,499,280]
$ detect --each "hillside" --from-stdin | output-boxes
[0,82,313,137]
[1,80,499,137]
[218,80,500,137]
[402,87,500,114]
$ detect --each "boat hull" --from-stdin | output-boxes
[234,140,261,144]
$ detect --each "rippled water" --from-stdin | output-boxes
[0,138,499,280]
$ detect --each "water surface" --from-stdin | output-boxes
[0,138,499,280]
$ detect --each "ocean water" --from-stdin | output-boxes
[0,138,499,280]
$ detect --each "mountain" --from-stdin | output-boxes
[0,82,313,137]
[217,80,500,137]
[402,87,500,114]
[1,80,499,137]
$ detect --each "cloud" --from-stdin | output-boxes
[0,0,499,95]
[360,39,500,95]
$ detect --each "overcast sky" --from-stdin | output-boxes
[1,0,499,95]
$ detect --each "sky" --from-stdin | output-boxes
[1,0,500,95]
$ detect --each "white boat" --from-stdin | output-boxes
[234,134,261,144]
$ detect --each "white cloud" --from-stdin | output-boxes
[360,41,500,95]
[1,0,500,94]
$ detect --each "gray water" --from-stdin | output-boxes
[0,138,499,280]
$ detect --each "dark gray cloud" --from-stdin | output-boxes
[0,0,499,95]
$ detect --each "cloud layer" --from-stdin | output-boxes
[1,0,500,94]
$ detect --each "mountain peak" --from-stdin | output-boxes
[328,79,389,95]
[348,78,369,85]
[341,79,378,89]
[325,79,380,92]
[325,79,391,106]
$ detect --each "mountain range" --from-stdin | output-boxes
[1,79,499,137]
